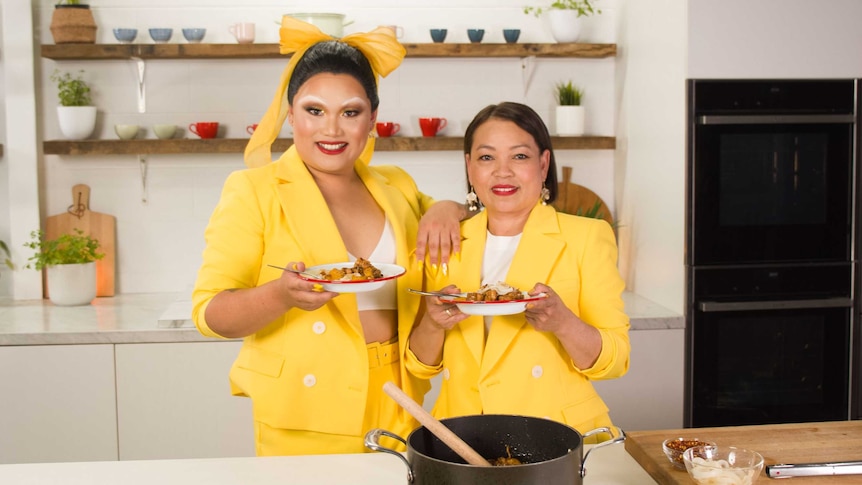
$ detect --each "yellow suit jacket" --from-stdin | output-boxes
[406,203,630,434]
[193,145,432,437]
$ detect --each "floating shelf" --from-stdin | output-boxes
[43,136,616,155]
[41,42,617,60]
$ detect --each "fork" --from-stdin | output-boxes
[267,264,319,279]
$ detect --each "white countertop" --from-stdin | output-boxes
[0,291,683,346]
[0,441,658,484]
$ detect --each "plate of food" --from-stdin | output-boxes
[302,258,405,293]
[437,282,547,316]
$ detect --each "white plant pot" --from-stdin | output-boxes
[46,262,96,306]
[555,105,585,136]
[547,9,584,43]
[57,105,97,140]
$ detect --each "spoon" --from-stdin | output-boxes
[382,381,492,467]
[266,264,319,279]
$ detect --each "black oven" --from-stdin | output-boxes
[685,79,859,428]
[689,80,856,266]
[687,264,853,427]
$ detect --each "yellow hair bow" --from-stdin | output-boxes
[244,17,407,169]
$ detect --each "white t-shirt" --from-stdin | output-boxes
[481,231,522,333]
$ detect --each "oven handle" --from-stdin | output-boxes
[698,297,852,312]
[697,114,856,125]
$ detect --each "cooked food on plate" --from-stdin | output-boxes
[456,281,525,302]
[310,257,383,281]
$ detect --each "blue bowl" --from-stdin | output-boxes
[182,28,206,43]
[148,28,173,43]
[112,28,137,43]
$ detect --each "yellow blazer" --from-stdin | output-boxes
[193,145,432,438]
[406,203,630,433]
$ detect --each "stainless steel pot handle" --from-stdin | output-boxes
[364,428,414,483]
[580,426,626,478]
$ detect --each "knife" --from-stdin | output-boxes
[766,461,862,478]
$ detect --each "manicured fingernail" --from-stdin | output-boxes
[442,263,448,276]
[312,284,323,292]
[417,260,424,270]
[432,263,438,273]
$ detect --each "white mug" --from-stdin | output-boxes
[229,23,255,44]
[379,25,404,39]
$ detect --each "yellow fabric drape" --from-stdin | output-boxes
[244,16,407,169]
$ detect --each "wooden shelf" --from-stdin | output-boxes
[41,42,616,60]
[43,136,615,155]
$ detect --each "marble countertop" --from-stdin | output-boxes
[0,441,657,484]
[0,291,683,346]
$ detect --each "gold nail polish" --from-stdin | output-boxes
[442,263,448,276]
[417,260,424,270]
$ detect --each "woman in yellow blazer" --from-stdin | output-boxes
[193,19,467,456]
[406,102,630,442]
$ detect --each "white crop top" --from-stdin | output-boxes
[347,218,397,311]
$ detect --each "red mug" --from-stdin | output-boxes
[419,117,447,137]
[246,123,259,135]
[189,122,219,139]
[376,122,400,137]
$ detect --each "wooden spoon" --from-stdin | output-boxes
[383,381,492,467]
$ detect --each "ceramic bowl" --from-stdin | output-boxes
[684,446,764,485]
[148,28,173,43]
[114,124,140,140]
[112,28,137,43]
[153,124,177,140]
[182,28,206,43]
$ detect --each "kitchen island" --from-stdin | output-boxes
[0,440,657,484]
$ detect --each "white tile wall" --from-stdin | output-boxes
[1,0,621,296]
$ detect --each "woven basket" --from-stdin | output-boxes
[49,5,97,44]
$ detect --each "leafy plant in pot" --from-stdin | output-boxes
[24,229,104,306]
[0,239,13,274]
[51,69,97,140]
[554,80,585,136]
[50,0,97,44]
[524,0,601,43]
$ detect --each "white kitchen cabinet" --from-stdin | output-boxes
[115,341,254,460]
[594,329,685,431]
[0,344,118,464]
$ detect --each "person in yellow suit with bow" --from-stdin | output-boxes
[406,102,630,443]
[192,17,469,455]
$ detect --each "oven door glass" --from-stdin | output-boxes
[692,123,852,265]
[690,305,850,427]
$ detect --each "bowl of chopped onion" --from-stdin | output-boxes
[683,445,764,485]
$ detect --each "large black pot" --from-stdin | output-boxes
[365,414,625,485]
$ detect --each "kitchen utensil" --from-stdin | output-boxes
[419,117,447,137]
[148,28,172,43]
[467,29,485,43]
[767,461,862,478]
[503,29,521,43]
[182,28,206,43]
[554,166,614,227]
[366,412,625,485]
[189,122,219,139]
[382,381,491,467]
[45,184,116,297]
[684,445,763,485]
[407,288,458,298]
[375,122,400,137]
[114,124,139,140]
[429,28,447,43]
[229,22,255,43]
[266,264,319,279]
[112,28,137,43]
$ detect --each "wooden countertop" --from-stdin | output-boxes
[625,420,862,484]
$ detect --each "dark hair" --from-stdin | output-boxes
[287,40,380,110]
[463,102,559,203]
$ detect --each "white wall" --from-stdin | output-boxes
[1,0,622,298]
[688,0,862,79]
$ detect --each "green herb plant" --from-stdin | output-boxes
[0,239,13,271]
[555,81,583,106]
[50,69,92,107]
[57,0,83,5]
[572,200,620,230]
[24,229,103,271]
[524,0,601,17]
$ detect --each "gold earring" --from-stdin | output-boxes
[466,185,479,211]
[541,183,550,205]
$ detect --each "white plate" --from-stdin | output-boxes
[302,262,405,293]
[438,293,548,316]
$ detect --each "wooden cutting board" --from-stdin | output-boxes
[553,166,614,227]
[45,184,116,297]
[626,421,862,484]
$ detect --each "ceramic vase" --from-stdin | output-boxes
[547,9,584,43]
[57,105,97,140]
[46,262,97,306]
[555,105,585,136]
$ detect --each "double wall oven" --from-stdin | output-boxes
[685,79,859,428]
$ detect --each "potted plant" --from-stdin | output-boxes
[24,229,104,306]
[554,80,585,136]
[51,69,98,140]
[524,0,601,43]
[50,0,97,44]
